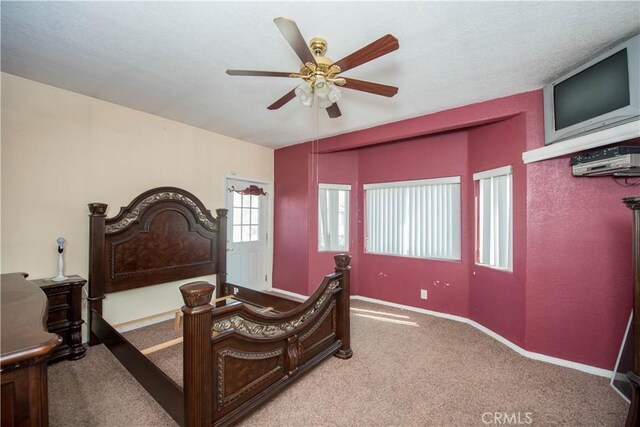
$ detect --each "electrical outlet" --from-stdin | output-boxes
[233,287,239,295]
[420,289,428,300]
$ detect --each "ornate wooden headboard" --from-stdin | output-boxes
[86,187,227,321]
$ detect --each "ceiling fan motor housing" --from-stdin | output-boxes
[310,37,328,56]
[297,38,344,90]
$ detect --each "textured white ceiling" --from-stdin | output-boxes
[2,2,639,149]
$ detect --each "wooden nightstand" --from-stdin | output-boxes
[31,275,87,363]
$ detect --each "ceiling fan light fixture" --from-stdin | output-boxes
[327,84,342,104]
[226,18,398,118]
[295,81,313,107]
[317,97,334,109]
[314,76,329,97]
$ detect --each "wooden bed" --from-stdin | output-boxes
[86,187,352,427]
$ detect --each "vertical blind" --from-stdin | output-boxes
[474,166,512,270]
[318,184,350,251]
[364,177,461,260]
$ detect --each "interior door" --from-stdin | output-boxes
[226,178,267,290]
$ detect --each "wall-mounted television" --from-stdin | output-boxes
[543,34,639,145]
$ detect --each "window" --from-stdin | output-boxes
[318,184,350,251]
[474,165,513,271]
[364,177,461,260]
[232,192,260,242]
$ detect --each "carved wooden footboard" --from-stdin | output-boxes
[180,255,352,427]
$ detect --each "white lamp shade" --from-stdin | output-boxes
[318,97,333,108]
[314,76,329,97]
[295,82,313,107]
[327,85,342,103]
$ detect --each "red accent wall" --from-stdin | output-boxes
[273,143,310,295]
[307,150,360,296]
[525,155,635,368]
[273,146,360,296]
[273,90,636,370]
[357,132,470,317]
[468,115,528,347]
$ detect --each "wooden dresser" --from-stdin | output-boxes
[1,272,61,427]
[31,275,87,363]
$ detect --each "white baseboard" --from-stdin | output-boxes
[114,313,176,333]
[269,287,308,301]
[351,295,469,323]
[211,288,616,378]
[350,295,614,378]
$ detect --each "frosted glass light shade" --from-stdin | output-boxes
[314,76,329,97]
[318,97,333,108]
[295,82,313,107]
[327,85,342,103]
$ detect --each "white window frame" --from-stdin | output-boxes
[474,165,513,272]
[318,183,351,252]
[230,192,261,243]
[364,176,461,261]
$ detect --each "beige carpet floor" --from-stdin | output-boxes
[48,300,627,426]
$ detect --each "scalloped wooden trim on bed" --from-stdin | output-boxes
[86,186,352,427]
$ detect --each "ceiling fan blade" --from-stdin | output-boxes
[341,78,398,97]
[332,34,399,73]
[273,17,316,65]
[326,103,342,118]
[267,89,297,110]
[226,70,294,78]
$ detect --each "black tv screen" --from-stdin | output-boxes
[554,49,630,131]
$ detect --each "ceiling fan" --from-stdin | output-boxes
[226,17,399,119]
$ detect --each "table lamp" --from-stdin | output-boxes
[52,237,68,282]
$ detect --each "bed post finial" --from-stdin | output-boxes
[334,254,351,270]
[87,202,108,346]
[88,203,107,215]
[180,281,215,309]
[216,209,228,303]
[180,281,214,427]
[334,254,353,359]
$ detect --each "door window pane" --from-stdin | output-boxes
[242,226,251,242]
[231,190,262,243]
[233,226,242,242]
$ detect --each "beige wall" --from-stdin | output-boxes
[1,72,273,325]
